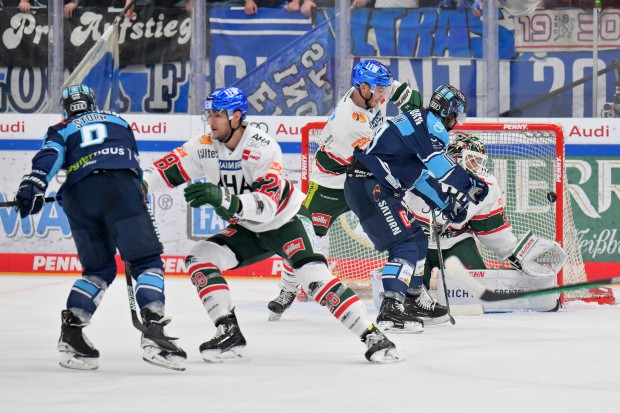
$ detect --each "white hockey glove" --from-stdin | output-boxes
[503,231,567,277]
[389,80,423,112]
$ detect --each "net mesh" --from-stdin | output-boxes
[301,122,613,303]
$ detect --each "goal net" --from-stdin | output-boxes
[301,121,614,304]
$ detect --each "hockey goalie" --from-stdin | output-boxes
[405,132,567,312]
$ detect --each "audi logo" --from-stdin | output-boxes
[250,122,269,132]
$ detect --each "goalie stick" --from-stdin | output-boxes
[445,256,620,302]
[431,210,456,325]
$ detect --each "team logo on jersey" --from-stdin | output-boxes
[372,184,382,202]
[242,149,261,163]
[197,148,217,159]
[369,112,384,130]
[351,136,371,149]
[397,209,412,228]
[200,134,213,144]
[269,162,282,172]
[248,134,270,148]
[219,228,237,237]
[351,112,367,123]
[312,213,332,228]
[219,160,242,170]
[283,238,306,258]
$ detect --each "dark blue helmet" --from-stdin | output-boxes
[428,84,467,127]
[351,60,393,91]
[60,84,97,120]
[204,87,248,119]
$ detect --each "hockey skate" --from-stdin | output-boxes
[267,288,296,321]
[57,309,99,370]
[405,286,450,326]
[361,324,403,363]
[140,309,187,371]
[376,297,424,333]
[199,309,247,363]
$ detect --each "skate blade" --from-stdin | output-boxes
[369,347,404,364]
[59,351,98,370]
[418,314,451,326]
[377,321,424,334]
[201,346,245,363]
[142,347,186,371]
[268,311,283,321]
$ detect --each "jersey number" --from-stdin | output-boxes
[79,123,108,148]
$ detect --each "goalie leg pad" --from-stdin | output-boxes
[505,231,567,277]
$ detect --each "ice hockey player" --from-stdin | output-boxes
[268,59,423,320]
[142,86,402,363]
[406,132,566,292]
[14,84,185,371]
[343,84,490,332]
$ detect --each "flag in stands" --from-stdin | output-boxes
[60,18,120,112]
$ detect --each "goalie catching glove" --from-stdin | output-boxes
[503,231,567,277]
[389,81,423,112]
[184,182,240,220]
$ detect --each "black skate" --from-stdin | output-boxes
[267,289,296,321]
[57,309,99,370]
[199,309,247,363]
[376,297,424,333]
[405,286,450,326]
[141,308,186,371]
[361,324,402,363]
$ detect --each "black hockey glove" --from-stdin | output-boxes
[15,169,48,218]
[442,194,468,224]
[467,174,489,204]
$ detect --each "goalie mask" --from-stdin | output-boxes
[60,84,97,120]
[428,84,467,131]
[203,87,248,122]
[448,132,488,174]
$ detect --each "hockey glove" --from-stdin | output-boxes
[389,81,423,112]
[467,174,489,204]
[441,194,468,224]
[15,169,48,218]
[184,182,240,220]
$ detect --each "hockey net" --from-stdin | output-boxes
[301,121,615,304]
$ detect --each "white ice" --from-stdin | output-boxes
[1,276,618,413]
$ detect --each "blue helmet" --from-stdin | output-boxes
[204,87,248,119]
[351,60,393,91]
[60,84,97,120]
[428,84,467,127]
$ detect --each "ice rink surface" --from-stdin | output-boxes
[1,275,618,413]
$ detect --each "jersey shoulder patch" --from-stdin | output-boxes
[425,112,449,147]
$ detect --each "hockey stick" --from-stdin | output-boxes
[0,196,56,208]
[124,261,177,340]
[445,256,620,302]
[431,210,456,325]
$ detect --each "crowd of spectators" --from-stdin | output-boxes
[1,0,618,18]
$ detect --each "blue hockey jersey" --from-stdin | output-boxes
[30,111,141,189]
[353,108,473,209]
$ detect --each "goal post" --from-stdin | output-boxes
[300,121,615,305]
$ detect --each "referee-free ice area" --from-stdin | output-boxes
[1,276,618,413]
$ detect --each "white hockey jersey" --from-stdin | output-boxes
[406,171,519,259]
[311,87,387,189]
[143,124,304,233]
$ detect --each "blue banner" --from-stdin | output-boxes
[232,19,335,116]
[208,8,312,91]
